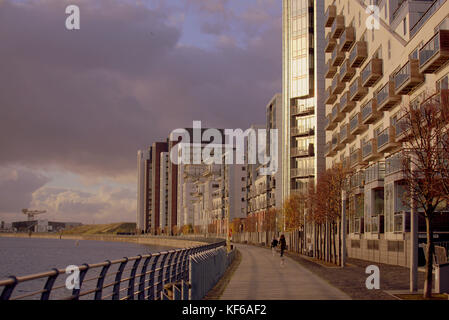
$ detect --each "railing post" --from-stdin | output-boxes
[126,255,142,300]
[112,258,128,300]
[156,252,169,300]
[0,276,18,300]
[176,250,188,281]
[137,255,152,300]
[40,268,59,300]
[147,254,160,300]
[164,251,176,285]
[170,250,182,283]
[72,264,89,300]
[94,260,111,300]
[181,248,192,281]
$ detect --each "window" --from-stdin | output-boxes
[387,40,391,60]
[403,17,407,35]
[436,73,449,92]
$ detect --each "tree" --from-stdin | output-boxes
[399,90,449,298]
[282,193,305,231]
[262,208,278,232]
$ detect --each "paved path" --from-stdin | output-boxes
[220,244,351,300]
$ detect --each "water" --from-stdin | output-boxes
[0,237,177,299]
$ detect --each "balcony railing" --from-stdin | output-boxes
[325,87,337,105]
[394,59,424,95]
[361,58,383,87]
[339,26,355,52]
[291,126,315,137]
[332,134,342,152]
[394,114,410,141]
[362,139,380,162]
[419,30,449,73]
[331,74,345,95]
[410,0,447,38]
[350,149,364,168]
[350,169,365,188]
[325,113,337,131]
[291,167,315,178]
[340,59,355,82]
[385,152,406,176]
[349,41,367,68]
[340,90,356,113]
[349,77,368,101]
[330,15,345,39]
[377,126,400,153]
[331,46,345,67]
[365,161,385,184]
[325,4,337,27]
[394,211,410,233]
[350,112,367,135]
[361,99,381,124]
[371,215,384,234]
[325,32,337,53]
[291,147,312,158]
[331,102,344,124]
[340,123,355,144]
[325,59,338,79]
[376,81,401,111]
[291,104,314,116]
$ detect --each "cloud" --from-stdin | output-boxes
[0,166,50,213]
[30,185,136,223]
[0,0,281,181]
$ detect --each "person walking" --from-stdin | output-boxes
[279,234,287,266]
[271,237,278,256]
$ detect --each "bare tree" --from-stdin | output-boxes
[399,90,449,298]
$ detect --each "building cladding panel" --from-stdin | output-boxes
[151,142,168,233]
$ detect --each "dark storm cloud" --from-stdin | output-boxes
[0,0,281,178]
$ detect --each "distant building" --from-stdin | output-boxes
[12,220,82,233]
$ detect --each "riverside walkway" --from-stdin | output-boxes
[220,244,351,300]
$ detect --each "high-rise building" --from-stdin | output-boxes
[282,0,327,201]
[136,149,150,233]
[324,0,449,266]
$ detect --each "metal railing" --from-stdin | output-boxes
[0,241,225,300]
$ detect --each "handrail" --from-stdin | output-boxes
[0,240,225,300]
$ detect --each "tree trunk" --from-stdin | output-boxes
[333,222,337,265]
[338,220,342,266]
[424,215,434,298]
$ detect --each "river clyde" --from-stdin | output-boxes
[0,237,174,280]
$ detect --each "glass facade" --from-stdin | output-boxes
[283,0,324,199]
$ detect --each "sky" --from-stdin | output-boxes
[0,0,282,224]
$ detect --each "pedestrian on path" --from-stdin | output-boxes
[279,234,286,266]
[271,237,278,256]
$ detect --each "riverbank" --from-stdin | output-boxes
[0,233,208,249]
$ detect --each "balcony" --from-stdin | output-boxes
[361,58,383,87]
[325,32,337,53]
[365,161,385,184]
[325,114,337,131]
[394,211,410,233]
[340,90,356,113]
[325,87,337,105]
[330,15,345,39]
[340,59,355,82]
[291,167,314,178]
[291,126,315,137]
[361,99,381,125]
[291,104,314,116]
[376,81,401,111]
[385,151,406,176]
[371,215,384,234]
[377,126,401,153]
[394,114,410,142]
[331,74,345,95]
[291,147,313,158]
[325,141,336,157]
[340,123,355,144]
[419,30,449,74]
[325,5,337,27]
[332,134,343,152]
[333,102,345,122]
[331,46,345,67]
[394,59,424,95]
[350,149,365,168]
[325,59,338,79]
[350,112,367,135]
[339,26,355,52]
[362,139,381,162]
[349,41,367,68]
[350,170,365,189]
[349,77,368,101]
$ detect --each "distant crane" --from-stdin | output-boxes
[22,209,46,221]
